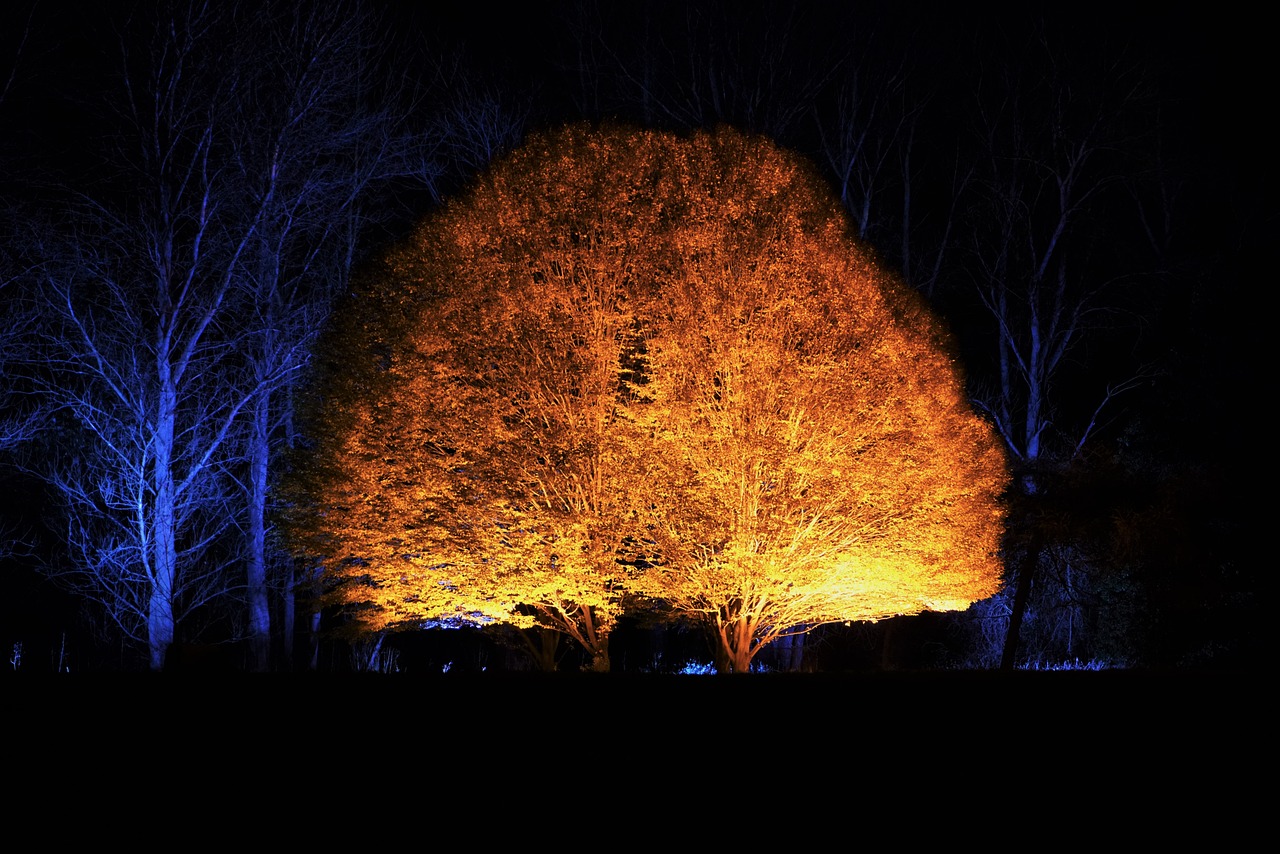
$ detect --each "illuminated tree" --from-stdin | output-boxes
[285,127,676,669]
[285,123,1008,672]
[625,129,1009,671]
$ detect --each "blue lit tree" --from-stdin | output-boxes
[19,2,277,669]
[229,6,531,671]
[14,1,391,669]
[226,1,417,672]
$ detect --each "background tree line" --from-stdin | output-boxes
[0,0,1257,672]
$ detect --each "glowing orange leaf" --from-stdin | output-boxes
[281,123,1009,672]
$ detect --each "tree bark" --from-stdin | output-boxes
[150,366,178,670]
[717,616,755,673]
[282,562,296,671]
[1001,536,1040,671]
[246,390,272,672]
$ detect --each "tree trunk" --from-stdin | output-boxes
[282,561,296,671]
[245,390,272,672]
[150,375,178,671]
[308,589,322,671]
[713,643,732,674]
[774,629,805,672]
[577,605,610,672]
[717,617,754,673]
[280,391,299,670]
[587,649,610,672]
[1001,538,1039,671]
[149,572,176,671]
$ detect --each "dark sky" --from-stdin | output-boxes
[2,2,1256,203]
[6,1,1262,256]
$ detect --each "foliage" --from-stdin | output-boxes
[281,123,1010,672]
[623,128,1009,670]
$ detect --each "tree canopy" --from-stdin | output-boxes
[281,123,1009,671]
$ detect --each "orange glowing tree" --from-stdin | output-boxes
[282,126,678,669]
[282,123,1008,672]
[626,130,1009,671]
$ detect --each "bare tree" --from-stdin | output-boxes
[225,1,421,672]
[232,18,531,672]
[18,2,324,669]
[958,23,1158,669]
[815,49,910,243]
[562,0,840,138]
[8,0,529,671]
[28,209,256,669]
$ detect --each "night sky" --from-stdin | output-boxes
[0,0,1265,683]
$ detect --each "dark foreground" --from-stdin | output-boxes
[4,669,1263,826]
[7,667,1260,745]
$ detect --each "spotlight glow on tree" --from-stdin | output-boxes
[282,123,1009,671]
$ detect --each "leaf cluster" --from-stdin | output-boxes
[279,123,1010,662]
